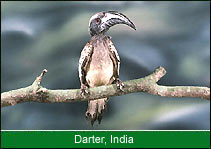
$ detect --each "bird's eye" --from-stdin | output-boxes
[95,18,101,24]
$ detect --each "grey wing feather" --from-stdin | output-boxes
[78,41,93,86]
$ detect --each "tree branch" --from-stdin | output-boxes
[1,66,210,108]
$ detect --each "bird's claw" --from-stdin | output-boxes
[116,79,124,91]
[80,84,89,96]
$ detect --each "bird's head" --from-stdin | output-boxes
[88,11,136,36]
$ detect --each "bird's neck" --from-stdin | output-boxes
[91,33,107,40]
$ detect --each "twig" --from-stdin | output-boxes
[1,66,210,108]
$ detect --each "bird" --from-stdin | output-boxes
[78,11,136,126]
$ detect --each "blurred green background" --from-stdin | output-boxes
[1,1,210,130]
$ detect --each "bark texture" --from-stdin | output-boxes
[1,66,210,108]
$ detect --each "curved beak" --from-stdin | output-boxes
[101,11,136,32]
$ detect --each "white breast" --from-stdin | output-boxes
[86,39,113,87]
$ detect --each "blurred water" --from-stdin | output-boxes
[1,1,210,130]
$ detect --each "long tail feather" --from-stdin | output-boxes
[85,98,108,126]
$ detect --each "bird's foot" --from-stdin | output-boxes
[116,78,124,91]
[80,84,89,96]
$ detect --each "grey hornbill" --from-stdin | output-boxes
[78,11,136,126]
